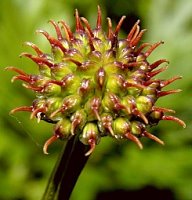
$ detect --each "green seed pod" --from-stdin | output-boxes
[102,92,114,113]
[61,74,81,96]
[79,123,100,156]
[79,78,95,103]
[106,74,126,96]
[103,62,119,75]
[121,95,135,116]
[148,110,163,125]
[46,96,63,110]
[84,97,101,121]
[54,118,72,139]
[60,94,81,115]
[150,110,163,120]
[126,79,142,97]
[112,117,131,139]
[136,53,146,62]
[136,96,153,114]
[70,109,87,135]
[51,63,73,80]
[142,82,159,99]
[131,121,145,136]
[80,123,100,144]
[43,83,61,97]
[98,113,114,136]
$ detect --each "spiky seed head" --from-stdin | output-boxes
[7,6,185,156]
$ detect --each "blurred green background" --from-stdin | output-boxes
[1,0,192,199]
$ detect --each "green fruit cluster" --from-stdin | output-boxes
[8,6,185,156]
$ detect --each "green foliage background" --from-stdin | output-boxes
[0,0,192,199]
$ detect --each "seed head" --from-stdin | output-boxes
[7,6,185,156]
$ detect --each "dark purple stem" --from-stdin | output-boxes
[42,135,90,200]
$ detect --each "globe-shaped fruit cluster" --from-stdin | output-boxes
[8,6,185,156]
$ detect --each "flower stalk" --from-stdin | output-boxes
[42,135,89,200]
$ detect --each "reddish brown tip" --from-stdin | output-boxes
[125,132,143,149]
[145,41,164,57]
[36,29,66,52]
[43,135,59,154]
[96,5,102,29]
[24,42,44,57]
[107,17,113,39]
[162,115,186,128]
[158,89,182,97]
[114,16,126,36]
[130,29,147,47]
[5,66,27,76]
[48,20,63,40]
[10,106,33,114]
[81,17,94,37]
[85,138,96,156]
[127,20,140,42]
[143,131,164,145]
[75,9,84,32]
[59,20,74,41]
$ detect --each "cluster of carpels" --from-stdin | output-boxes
[7,6,185,156]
